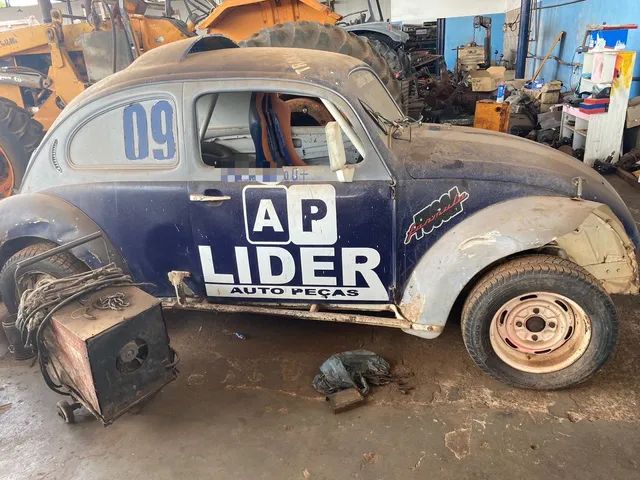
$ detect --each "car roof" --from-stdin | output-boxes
[72,35,368,106]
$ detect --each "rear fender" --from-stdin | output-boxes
[0,193,124,270]
[399,196,639,339]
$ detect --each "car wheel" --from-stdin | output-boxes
[461,255,618,390]
[0,242,86,314]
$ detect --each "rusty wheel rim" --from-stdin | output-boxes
[489,292,592,373]
[0,145,15,198]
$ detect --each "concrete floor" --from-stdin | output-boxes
[2,175,640,480]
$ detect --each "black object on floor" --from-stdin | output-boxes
[313,350,392,396]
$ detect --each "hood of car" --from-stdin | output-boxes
[394,124,605,189]
[392,123,640,248]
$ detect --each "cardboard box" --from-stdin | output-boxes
[524,80,562,104]
[470,66,506,92]
[459,46,485,64]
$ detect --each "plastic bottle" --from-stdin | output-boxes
[496,81,506,103]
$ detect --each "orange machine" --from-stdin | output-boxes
[197,0,339,41]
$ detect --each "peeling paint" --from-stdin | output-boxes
[458,231,501,251]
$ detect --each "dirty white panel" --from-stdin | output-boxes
[391,0,507,22]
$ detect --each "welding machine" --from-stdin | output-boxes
[46,285,177,425]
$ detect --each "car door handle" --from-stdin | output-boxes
[189,194,232,202]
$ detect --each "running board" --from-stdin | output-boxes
[161,299,413,330]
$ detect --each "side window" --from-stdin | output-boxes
[195,91,362,170]
[68,98,178,168]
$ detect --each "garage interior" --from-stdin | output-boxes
[1,0,640,479]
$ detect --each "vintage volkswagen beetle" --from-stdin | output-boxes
[0,36,638,389]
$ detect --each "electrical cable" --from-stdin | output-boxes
[16,264,140,396]
[504,13,520,32]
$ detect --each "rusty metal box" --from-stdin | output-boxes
[48,286,177,424]
[474,100,511,133]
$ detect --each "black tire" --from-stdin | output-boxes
[0,99,44,197]
[0,242,86,314]
[240,21,403,110]
[367,38,411,80]
[0,127,28,198]
[461,255,618,390]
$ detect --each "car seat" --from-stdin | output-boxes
[249,93,306,168]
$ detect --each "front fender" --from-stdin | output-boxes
[399,196,639,339]
[0,192,124,270]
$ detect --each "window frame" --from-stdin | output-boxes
[65,93,181,171]
[182,77,394,183]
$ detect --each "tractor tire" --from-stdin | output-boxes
[0,99,44,198]
[365,39,415,115]
[367,38,411,81]
[240,21,403,110]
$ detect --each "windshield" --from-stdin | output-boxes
[348,69,404,135]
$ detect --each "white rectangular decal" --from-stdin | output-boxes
[287,185,337,246]
[199,185,388,301]
[206,285,384,301]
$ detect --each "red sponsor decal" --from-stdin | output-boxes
[404,186,469,244]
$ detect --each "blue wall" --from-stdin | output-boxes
[531,0,640,97]
[444,13,506,69]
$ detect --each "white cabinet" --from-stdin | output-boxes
[561,105,618,163]
[560,50,636,166]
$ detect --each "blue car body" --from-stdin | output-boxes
[0,37,637,340]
